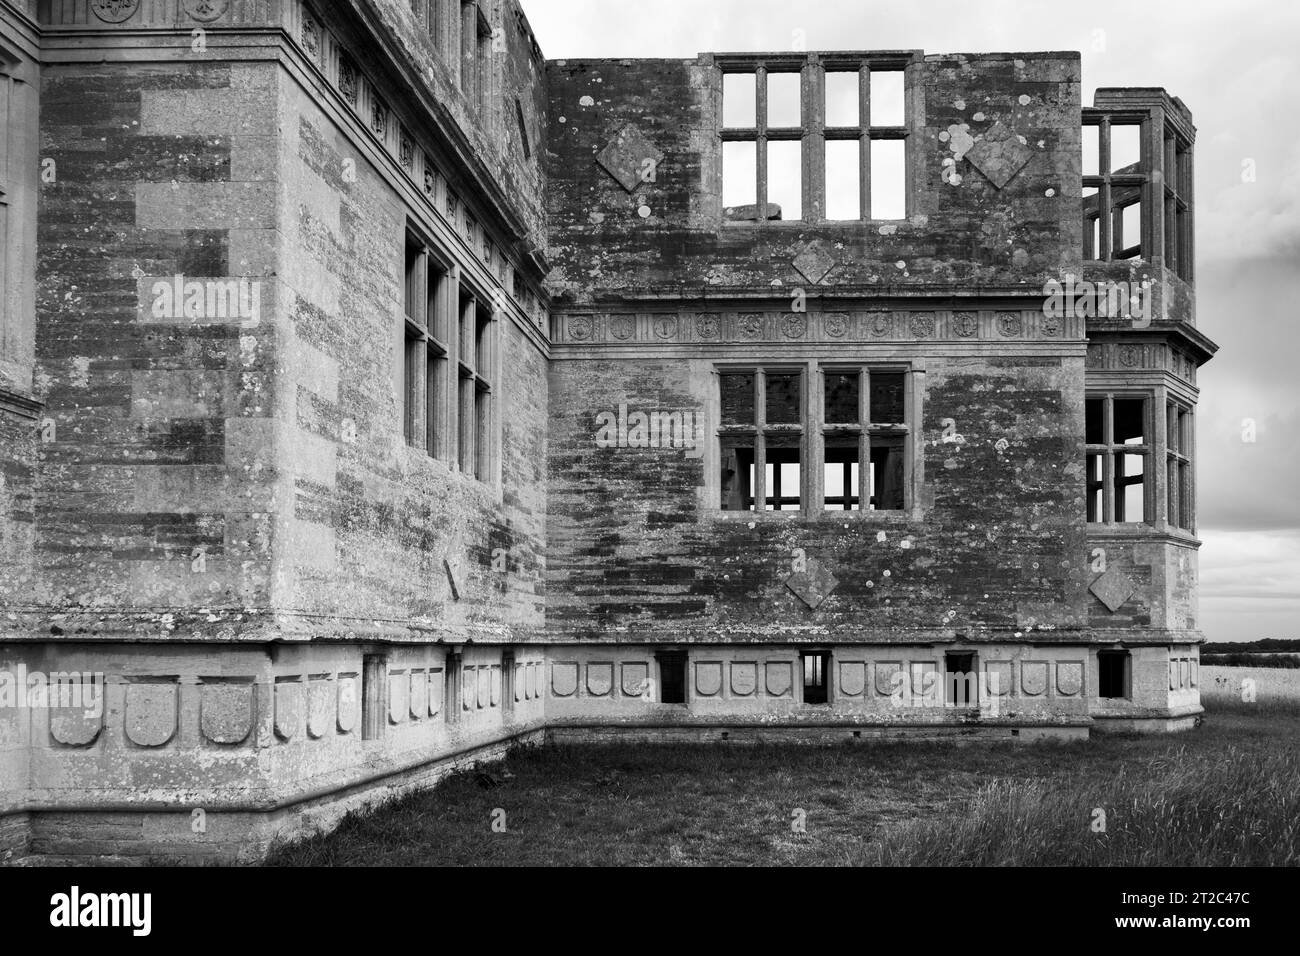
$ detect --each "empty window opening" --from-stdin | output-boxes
[824,71,859,127]
[1082,124,1100,178]
[870,372,905,424]
[825,139,861,220]
[870,138,907,220]
[719,368,802,511]
[767,139,803,221]
[767,71,801,127]
[722,140,757,209]
[403,231,452,460]
[1082,186,1101,259]
[455,287,495,481]
[869,439,905,511]
[720,56,910,223]
[1166,402,1194,532]
[802,651,830,705]
[1115,199,1142,259]
[870,70,906,127]
[945,652,977,706]
[657,651,687,705]
[763,446,801,511]
[824,372,860,425]
[723,72,757,128]
[823,442,861,511]
[765,372,801,424]
[1085,394,1150,524]
[1098,650,1130,699]
[723,366,909,514]
[1110,123,1141,174]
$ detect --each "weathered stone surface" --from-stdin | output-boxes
[730,661,757,697]
[1021,662,1049,697]
[766,662,793,698]
[965,121,1034,189]
[125,683,177,748]
[621,662,648,696]
[839,662,866,698]
[275,680,304,740]
[596,124,665,193]
[785,560,840,610]
[1091,566,1138,613]
[200,681,253,745]
[695,662,723,697]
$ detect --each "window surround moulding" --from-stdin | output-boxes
[711,360,923,522]
[714,50,921,226]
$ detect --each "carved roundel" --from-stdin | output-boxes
[953,312,978,338]
[652,315,678,339]
[568,316,594,341]
[868,311,892,338]
[824,313,848,338]
[997,311,1023,337]
[696,313,720,339]
[184,0,229,20]
[738,314,764,339]
[91,0,140,22]
[1041,314,1061,337]
[1119,344,1142,367]
[782,314,807,339]
[910,313,935,338]
[610,314,636,340]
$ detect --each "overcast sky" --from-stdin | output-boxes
[524,0,1300,644]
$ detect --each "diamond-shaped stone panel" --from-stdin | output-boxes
[965,121,1034,190]
[596,124,665,193]
[785,560,840,610]
[1090,566,1137,613]
[792,242,836,285]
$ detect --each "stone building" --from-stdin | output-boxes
[0,0,1215,862]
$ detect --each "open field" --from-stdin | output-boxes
[1201,665,1300,716]
[269,704,1300,867]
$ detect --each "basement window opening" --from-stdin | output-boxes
[945,652,977,706]
[802,651,830,705]
[657,651,687,704]
[1098,650,1130,699]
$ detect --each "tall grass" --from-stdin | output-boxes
[872,747,1300,866]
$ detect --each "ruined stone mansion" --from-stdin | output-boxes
[0,0,1215,862]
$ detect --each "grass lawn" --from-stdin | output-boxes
[267,709,1300,867]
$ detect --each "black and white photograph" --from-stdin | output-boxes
[0,0,1294,934]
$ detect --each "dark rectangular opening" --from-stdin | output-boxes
[1099,650,1129,699]
[869,372,905,424]
[657,651,687,704]
[945,652,976,706]
[802,651,830,705]
[765,372,802,424]
[869,438,904,510]
[721,442,756,511]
